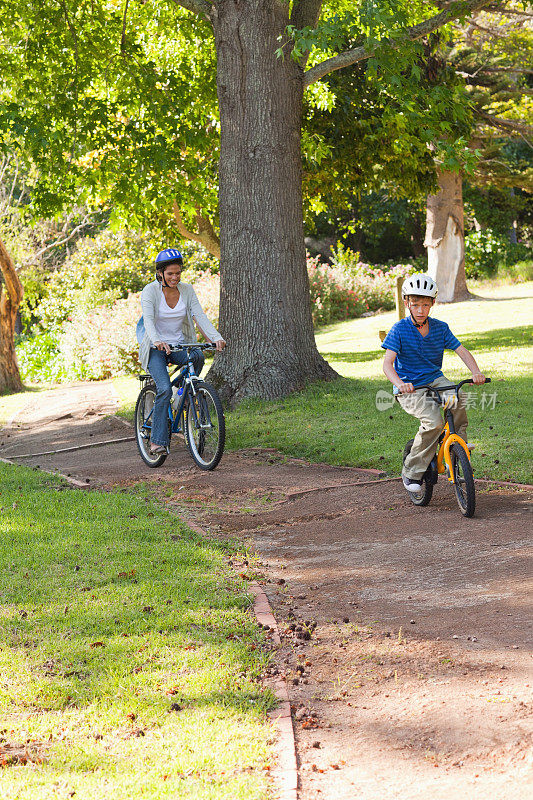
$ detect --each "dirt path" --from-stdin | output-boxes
[1,384,531,800]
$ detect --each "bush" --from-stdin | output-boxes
[58,293,142,381]
[15,331,68,384]
[17,273,222,383]
[310,244,415,326]
[17,244,421,382]
[32,229,155,331]
[464,230,532,279]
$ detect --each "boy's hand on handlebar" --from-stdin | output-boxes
[213,339,226,352]
[471,372,486,384]
[397,382,415,394]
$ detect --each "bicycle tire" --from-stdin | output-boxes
[184,380,225,470]
[402,439,433,506]
[450,442,475,517]
[134,385,169,468]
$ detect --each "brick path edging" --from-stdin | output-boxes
[185,520,298,800]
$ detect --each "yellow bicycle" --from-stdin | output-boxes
[403,378,491,518]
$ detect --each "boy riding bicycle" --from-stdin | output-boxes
[381,273,486,492]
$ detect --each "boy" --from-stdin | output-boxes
[381,273,486,492]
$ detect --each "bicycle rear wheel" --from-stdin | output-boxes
[402,439,433,506]
[134,385,168,468]
[450,443,475,517]
[184,380,225,470]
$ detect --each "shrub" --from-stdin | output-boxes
[17,246,421,382]
[464,230,531,279]
[310,245,415,326]
[58,293,142,381]
[180,241,219,279]
[464,231,508,279]
[15,331,68,384]
[32,229,155,331]
[17,273,222,383]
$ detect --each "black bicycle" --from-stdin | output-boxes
[403,377,490,518]
[135,343,225,470]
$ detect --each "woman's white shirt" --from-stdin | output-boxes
[155,294,186,345]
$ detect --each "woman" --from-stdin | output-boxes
[137,248,225,454]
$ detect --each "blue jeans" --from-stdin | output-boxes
[147,347,205,447]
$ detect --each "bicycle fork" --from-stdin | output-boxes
[437,422,471,484]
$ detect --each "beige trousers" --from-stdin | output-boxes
[397,375,468,480]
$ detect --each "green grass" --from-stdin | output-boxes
[0,463,274,799]
[224,281,533,484]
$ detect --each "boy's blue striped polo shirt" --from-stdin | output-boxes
[381,317,461,392]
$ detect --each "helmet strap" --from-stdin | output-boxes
[410,312,429,329]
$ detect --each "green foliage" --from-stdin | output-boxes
[464,230,532,279]
[32,229,154,331]
[0,0,219,235]
[180,240,219,279]
[15,330,67,384]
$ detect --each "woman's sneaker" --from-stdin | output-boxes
[402,475,422,492]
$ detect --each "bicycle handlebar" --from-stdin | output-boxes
[416,377,491,404]
[168,342,217,351]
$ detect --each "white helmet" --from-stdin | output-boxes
[401,273,438,299]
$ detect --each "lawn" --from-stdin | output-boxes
[226,281,533,484]
[0,463,274,799]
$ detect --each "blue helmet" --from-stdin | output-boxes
[155,248,183,269]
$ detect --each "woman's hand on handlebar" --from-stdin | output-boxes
[471,372,486,385]
[155,341,171,354]
[212,338,226,352]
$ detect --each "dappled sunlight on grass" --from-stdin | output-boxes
[0,464,273,799]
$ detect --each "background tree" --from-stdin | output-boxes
[424,3,532,301]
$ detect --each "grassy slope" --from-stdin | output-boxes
[0,464,272,799]
[225,282,533,484]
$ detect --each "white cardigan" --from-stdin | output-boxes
[137,280,222,370]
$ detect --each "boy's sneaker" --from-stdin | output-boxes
[402,475,422,492]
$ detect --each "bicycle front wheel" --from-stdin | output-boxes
[184,381,225,470]
[450,443,475,517]
[134,385,168,468]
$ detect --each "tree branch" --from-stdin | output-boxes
[170,0,215,25]
[304,0,492,87]
[476,108,533,139]
[120,0,130,53]
[25,214,100,265]
[172,201,220,258]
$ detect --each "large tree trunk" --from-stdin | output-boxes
[424,169,471,303]
[0,237,24,393]
[208,0,337,405]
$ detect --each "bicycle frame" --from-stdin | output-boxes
[138,346,212,441]
[436,424,471,484]
[420,377,491,485]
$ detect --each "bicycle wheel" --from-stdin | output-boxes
[402,439,433,506]
[184,380,225,470]
[134,385,168,468]
[450,443,475,517]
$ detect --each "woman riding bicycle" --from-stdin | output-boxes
[136,248,225,455]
